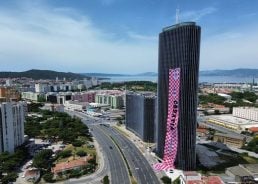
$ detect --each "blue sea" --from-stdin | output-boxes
[100,75,255,83]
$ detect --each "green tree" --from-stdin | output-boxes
[161,176,172,184]
[103,175,110,184]
[76,150,87,157]
[33,149,53,169]
[1,172,18,184]
[43,172,55,183]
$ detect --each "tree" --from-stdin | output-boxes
[43,172,54,183]
[76,150,87,157]
[1,172,18,184]
[161,176,172,184]
[57,150,72,159]
[103,175,110,184]
[33,149,53,169]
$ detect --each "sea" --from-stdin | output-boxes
[100,75,255,83]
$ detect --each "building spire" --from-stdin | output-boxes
[176,6,180,24]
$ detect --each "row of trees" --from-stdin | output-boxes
[0,146,28,184]
[94,81,157,92]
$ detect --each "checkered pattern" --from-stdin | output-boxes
[153,68,181,171]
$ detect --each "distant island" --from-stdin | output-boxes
[0,69,86,80]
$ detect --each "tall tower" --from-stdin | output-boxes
[156,22,201,170]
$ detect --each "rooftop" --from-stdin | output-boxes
[226,165,251,177]
[214,132,245,140]
[209,114,258,125]
[163,22,196,32]
[52,158,89,174]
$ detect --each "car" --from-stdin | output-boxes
[109,146,113,149]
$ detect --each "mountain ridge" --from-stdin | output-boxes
[0,69,86,80]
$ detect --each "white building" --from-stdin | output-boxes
[35,83,49,93]
[233,107,258,122]
[0,102,25,153]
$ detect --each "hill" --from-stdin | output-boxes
[0,69,86,80]
[200,68,258,77]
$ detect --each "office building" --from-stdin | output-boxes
[156,22,201,170]
[125,92,156,142]
[0,102,25,153]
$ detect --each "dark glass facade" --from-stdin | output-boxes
[125,92,156,142]
[156,22,201,170]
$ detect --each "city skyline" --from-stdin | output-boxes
[0,0,258,73]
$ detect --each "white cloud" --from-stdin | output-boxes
[201,27,258,70]
[0,2,158,73]
[179,7,217,22]
[127,32,158,41]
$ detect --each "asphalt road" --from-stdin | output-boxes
[65,110,130,184]
[99,125,160,184]
[89,124,130,184]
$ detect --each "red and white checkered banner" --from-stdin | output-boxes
[153,68,180,171]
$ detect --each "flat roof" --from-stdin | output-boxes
[162,22,196,32]
[209,115,258,125]
[226,165,251,177]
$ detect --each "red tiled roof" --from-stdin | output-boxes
[207,176,224,184]
[249,127,258,132]
[52,158,88,174]
[197,128,208,134]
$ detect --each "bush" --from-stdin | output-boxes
[57,150,72,159]
[43,172,54,183]
[161,176,172,184]
[72,140,84,147]
[1,172,18,184]
[76,150,87,157]
[103,175,110,184]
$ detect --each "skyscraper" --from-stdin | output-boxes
[156,22,201,171]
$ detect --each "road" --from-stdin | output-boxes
[98,125,160,184]
[66,110,130,184]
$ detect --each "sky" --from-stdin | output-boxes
[0,0,258,74]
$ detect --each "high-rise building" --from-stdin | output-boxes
[156,22,201,170]
[0,102,25,153]
[125,92,156,142]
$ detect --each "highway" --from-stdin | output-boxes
[65,110,130,184]
[99,125,160,184]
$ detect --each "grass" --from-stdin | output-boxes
[242,156,258,164]
[55,144,96,164]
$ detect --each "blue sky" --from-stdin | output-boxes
[0,0,258,73]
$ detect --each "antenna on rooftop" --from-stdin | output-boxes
[176,7,180,24]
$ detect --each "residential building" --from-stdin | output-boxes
[52,157,93,175]
[71,91,96,103]
[213,132,246,148]
[156,22,201,170]
[21,92,45,102]
[95,92,124,109]
[125,92,156,142]
[35,83,50,93]
[179,171,224,184]
[0,102,25,153]
[0,87,20,102]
